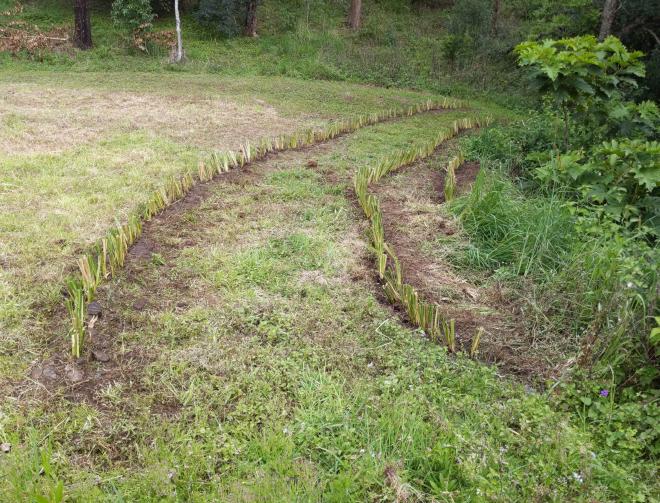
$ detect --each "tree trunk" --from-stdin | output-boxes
[174,0,183,62]
[348,0,362,31]
[599,0,618,41]
[491,0,500,36]
[73,0,92,50]
[245,0,258,37]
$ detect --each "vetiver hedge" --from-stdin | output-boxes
[353,117,490,354]
[65,98,467,357]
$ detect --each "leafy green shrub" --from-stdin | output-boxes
[195,0,253,37]
[439,34,473,67]
[111,0,155,50]
[515,36,645,149]
[516,36,645,100]
[606,100,660,140]
[536,139,660,236]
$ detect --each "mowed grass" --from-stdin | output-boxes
[1,112,654,501]
[0,71,459,381]
[0,0,525,106]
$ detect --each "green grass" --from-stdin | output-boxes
[0,0,526,108]
[449,122,659,379]
[0,69,477,382]
[1,113,656,500]
[450,170,575,278]
[1,1,656,499]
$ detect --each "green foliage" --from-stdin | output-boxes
[451,164,657,384]
[606,100,660,140]
[195,0,251,37]
[521,0,599,39]
[556,377,660,460]
[536,139,660,235]
[111,0,155,49]
[515,36,645,108]
[439,34,472,66]
[459,111,558,174]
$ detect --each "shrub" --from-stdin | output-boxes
[536,139,660,236]
[111,0,155,50]
[606,100,660,140]
[439,34,473,67]
[515,36,646,149]
[195,0,251,37]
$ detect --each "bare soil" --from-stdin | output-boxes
[371,153,549,380]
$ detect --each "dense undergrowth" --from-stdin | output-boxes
[449,37,659,467]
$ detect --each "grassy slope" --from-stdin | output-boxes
[0,0,522,106]
[0,70,463,383]
[2,112,652,501]
[1,1,655,500]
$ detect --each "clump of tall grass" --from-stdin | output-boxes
[449,168,657,375]
[450,171,573,277]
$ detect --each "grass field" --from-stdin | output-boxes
[2,103,654,500]
[1,0,657,500]
[0,72,456,381]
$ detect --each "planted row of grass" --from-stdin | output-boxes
[2,106,654,501]
[353,116,490,352]
[66,97,466,356]
[443,150,464,203]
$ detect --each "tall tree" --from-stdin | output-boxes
[245,0,257,37]
[73,0,92,49]
[599,0,619,41]
[348,0,362,31]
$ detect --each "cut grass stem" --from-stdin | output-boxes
[354,116,491,353]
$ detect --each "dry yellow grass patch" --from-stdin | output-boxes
[0,83,309,155]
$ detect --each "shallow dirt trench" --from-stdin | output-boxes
[371,149,547,379]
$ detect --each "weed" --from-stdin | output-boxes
[65,279,85,358]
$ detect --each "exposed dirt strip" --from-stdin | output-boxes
[370,152,547,380]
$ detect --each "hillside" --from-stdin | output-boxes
[0,0,658,501]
